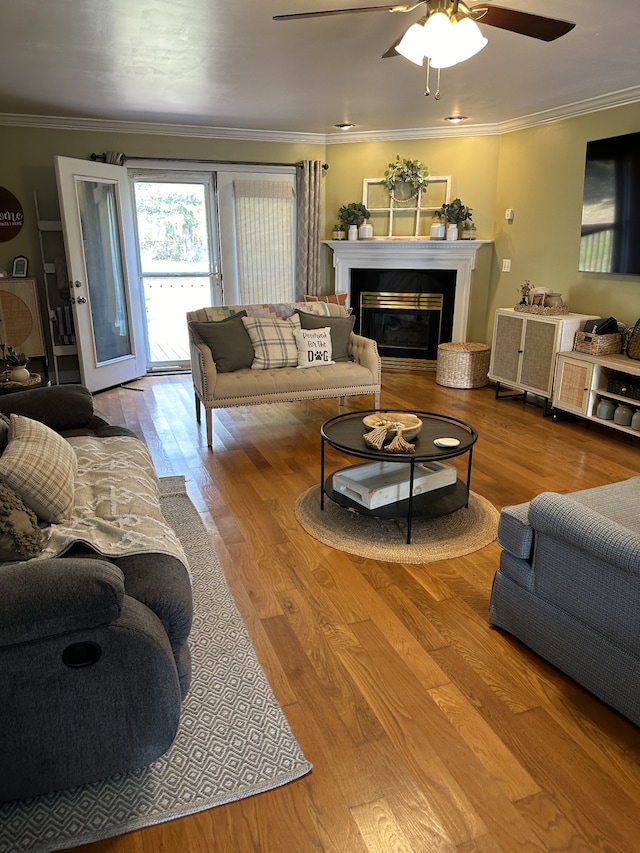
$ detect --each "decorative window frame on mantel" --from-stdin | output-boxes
[362,176,452,238]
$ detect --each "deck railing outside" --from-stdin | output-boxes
[144,277,212,366]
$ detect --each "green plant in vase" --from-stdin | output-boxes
[434,198,473,240]
[5,346,30,382]
[338,202,370,228]
[434,198,473,224]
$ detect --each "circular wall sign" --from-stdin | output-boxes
[0,187,24,242]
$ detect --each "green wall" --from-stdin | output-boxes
[323,135,500,343]
[490,104,640,335]
[1,100,639,355]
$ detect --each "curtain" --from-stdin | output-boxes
[295,160,323,299]
[233,180,295,304]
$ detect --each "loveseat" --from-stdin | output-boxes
[489,477,640,727]
[0,384,193,802]
[187,301,381,447]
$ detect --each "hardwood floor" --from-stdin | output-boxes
[74,370,640,853]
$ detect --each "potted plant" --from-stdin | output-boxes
[433,198,473,240]
[331,223,346,240]
[5,346,30,383]
[382,155,429,202]
[338,202,371,240]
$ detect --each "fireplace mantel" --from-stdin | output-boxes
[324,239,492,342]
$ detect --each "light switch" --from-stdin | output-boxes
[505,208,514,221]
[502,259,511,272]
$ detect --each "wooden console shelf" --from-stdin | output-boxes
[553,351,640,436]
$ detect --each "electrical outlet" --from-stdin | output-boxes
[505,208,514,221]
[502,259,511,272]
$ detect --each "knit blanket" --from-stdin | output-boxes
[38,435,190,577]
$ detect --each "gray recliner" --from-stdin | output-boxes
[0,385,193,802]
[489,477,640,727]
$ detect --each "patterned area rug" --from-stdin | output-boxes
[0,476,311,853]
[295,485,499,564]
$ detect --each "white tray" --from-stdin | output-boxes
[332,460,456,509]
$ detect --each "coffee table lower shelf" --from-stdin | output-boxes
[324,471,469,529]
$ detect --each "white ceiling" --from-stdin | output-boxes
[1,0,639,138]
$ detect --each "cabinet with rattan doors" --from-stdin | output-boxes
[553,350,640,436]
[488,308,598,400]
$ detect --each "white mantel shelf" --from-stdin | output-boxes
[324,239,492,343]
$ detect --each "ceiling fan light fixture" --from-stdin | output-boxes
[395,21,427,65]
[421,10,453,56]
[449,16,488,63]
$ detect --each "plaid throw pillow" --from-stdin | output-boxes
[241,314,301,369]
[0,415,77,523]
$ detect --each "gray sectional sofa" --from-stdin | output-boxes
[490,477,640,727]
[187,301,381,447]
[0,385,192,802]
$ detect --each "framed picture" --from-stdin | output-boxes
[11,256,28,278]
[531,290,547,307]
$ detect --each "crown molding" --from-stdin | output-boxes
[325,86,640,142]
[0,113,325,144]
[1,86,638,143]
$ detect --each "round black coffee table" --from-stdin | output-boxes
[320,409,478,544]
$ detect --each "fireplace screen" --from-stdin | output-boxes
[360,292,444,363]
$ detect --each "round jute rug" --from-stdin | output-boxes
[294,485,499,564]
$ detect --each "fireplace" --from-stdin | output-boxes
[351,268,456,368]
[325,239,489,369]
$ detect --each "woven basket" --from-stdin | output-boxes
[436,342,491,389]
[573,331,622,355]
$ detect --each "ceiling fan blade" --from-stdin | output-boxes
[381,37,403,58]
[470,5,575,41]
[273,4,418,21]
[381,14,426,57]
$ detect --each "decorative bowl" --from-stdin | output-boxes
[362,412,422,441]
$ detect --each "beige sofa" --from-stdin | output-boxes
[187,302,381,447]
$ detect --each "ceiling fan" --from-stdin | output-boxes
[273,0,576,47]
[274,0,575,99]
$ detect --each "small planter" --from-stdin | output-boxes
[9,366,30,383]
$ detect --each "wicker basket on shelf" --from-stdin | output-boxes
[573,331,622,356]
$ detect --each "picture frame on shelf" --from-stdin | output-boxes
[531,291,547,307]
[11,255,28,278]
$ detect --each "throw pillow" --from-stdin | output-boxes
[0,415,77,523]
[304,293,348,307]
[294,327,334,369]
[295,309,355,362]
[189,311,255,373]
[0,481,44,561]
[241,314,301,369]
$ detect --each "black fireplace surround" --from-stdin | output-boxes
[350,268,456,364]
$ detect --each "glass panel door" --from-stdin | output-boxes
[76,180,133,362]
[55,156,147,392]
